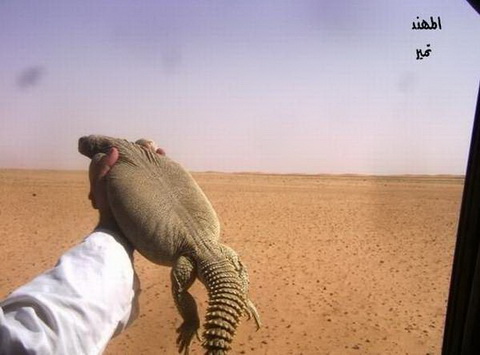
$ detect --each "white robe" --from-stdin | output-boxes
[0,231,140,355]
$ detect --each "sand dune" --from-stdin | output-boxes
[0,170,463,354]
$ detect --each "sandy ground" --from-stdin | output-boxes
[0,169,463,354]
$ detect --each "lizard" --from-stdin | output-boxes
[78,135,260,354]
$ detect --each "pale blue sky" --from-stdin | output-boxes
[1,1,479,174]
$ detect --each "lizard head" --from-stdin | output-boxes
[78,135,115,159]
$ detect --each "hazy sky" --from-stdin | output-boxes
[1,1,480,174]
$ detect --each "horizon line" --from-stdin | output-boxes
[0,167,466,179]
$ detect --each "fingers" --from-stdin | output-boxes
[88,148,119,211]
[94,148,119,179]
[88,153,106,209]
[89,148,119,181]
[136,138,166,156]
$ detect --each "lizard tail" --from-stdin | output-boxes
[199,260,247,354]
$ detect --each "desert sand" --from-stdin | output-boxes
[0,169,463,354]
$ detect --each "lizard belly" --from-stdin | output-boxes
[106,161,219,266]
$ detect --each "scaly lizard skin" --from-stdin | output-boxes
[78,135,260,354]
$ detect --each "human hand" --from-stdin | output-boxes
[135,138,166,156]
[88,147,120,231]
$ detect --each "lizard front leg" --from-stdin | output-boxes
[171,256,200,355]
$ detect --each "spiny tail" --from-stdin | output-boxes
[200,260,247,355]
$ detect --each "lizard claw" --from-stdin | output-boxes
[176,321,199,354]
[246,299,262,330]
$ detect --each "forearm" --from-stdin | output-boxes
[0,231,139,355]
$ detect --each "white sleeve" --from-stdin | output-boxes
[0,230,140,355]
